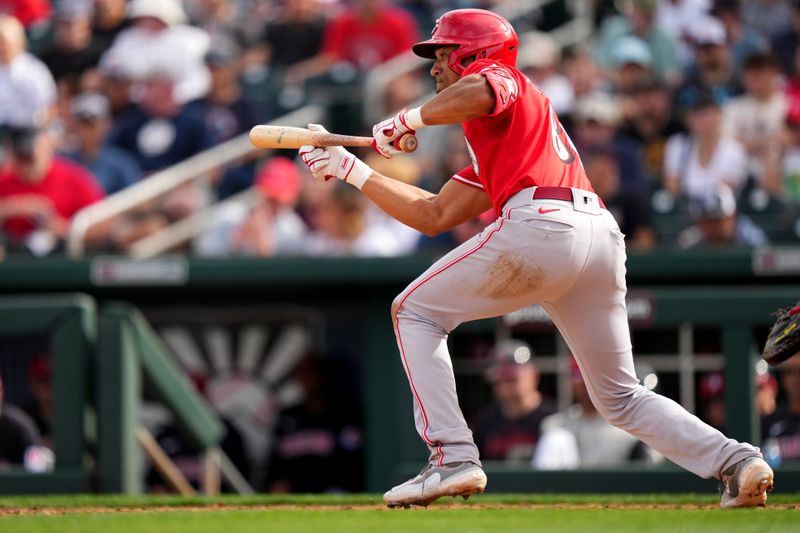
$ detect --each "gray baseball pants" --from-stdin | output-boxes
[390,187,761,479]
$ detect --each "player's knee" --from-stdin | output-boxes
[593,389,639,427]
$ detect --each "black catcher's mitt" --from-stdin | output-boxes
[763,303,800,366]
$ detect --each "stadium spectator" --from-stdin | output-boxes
[283,0,420,86]
[0,372,50,472]
[198,38,265,198]
[38,0,105,93]
[561,46,607,103]
[517,32,574,116]
[594,0,682,84]
[763,101,800,202]
[188,0,259,50]
[618,75,685,183]
[572,92,648,193]
[261,0,325,73]
[21,356,52,447]
[608,34,657,95]
[98,0,211,105]
[195,156,308,257]
[0,0,51,29]
[583,144,656,250]
[771,0,800,76]
[712,0,769,71]
[697,371,728,430]
[299,178,405,257]
[264,355,363,493]
[91,0,128,50]
[61,92,141,195]
[677,183,769,248]
[741,0,794,43]
[655,0,711,65]
[676,16,742,111]
[0,124,105,255]
[108,69,215,175]
[470,340,556,463]
[533,358,659,469]
[0,14,56,128]
[722,52,787,182]
[663,90,748,199]
[762,356,800,463]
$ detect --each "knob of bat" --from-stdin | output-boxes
[396,134,418,153]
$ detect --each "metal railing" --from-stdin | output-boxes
[67,105,324,259]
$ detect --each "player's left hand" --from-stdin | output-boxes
[299,124,373,189]
[372,108,425,159]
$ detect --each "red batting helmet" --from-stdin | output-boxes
[412,9,519,75]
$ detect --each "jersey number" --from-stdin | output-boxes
[549,105,577,165]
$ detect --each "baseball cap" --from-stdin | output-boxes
[70,92,110,121]
[689,16,727,46]
[689,184,738,219]
[485,339,534,382]
[517,32,560,70]
[205,38,242,67]
[127,0,187,26]
[574,92,621,126]
[255,157,301,204]
[610,35,653,68]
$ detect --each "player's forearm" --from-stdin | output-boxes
[419,74,495,125]
[360,172,443,236]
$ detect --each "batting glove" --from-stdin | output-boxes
[299,124,373,189]
[372,107,426,159]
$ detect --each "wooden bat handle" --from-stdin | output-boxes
[249,125,417,153]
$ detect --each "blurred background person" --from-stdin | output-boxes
[533,358,660,469]
[762,356,800,463]
[572,92,648,193]
[98,0,210,105]
[21,356,53,448]
[712,0,769,72]
[61,91,141,195]
[299,178,404,257]
[195,156,308,257]
[471,340,556,464]
[618,75,685,185]
[582,144,656,250]
[763,101,800,203]
[722,52,786,185]
[594,0,682,85]
[263,355,363,493]
[677,15,742,110]
[0,372,49,472]
[0,14,56,130]
[517,31,574,116]
[0,124,106,255]
[608,34,656,95]
[677,183,769,248]
[741,0,794,43]
[663,90,747,199]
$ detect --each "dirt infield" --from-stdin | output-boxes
[1,502,798,515]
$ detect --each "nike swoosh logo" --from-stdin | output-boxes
[538,207,560,214]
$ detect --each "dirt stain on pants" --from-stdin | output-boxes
[475,252,544,299]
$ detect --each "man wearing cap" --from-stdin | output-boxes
[98,0,211,105]
[39,0,105,90]
[0,15,56,129]
[677,183,768,248]
[470,340,556,462]
[609,35,656,94]
[762,357,800,463]
[677,15,742,110]
[533,358,659,469]
[0,124,106,254]
[0,372,46,471]
[62,92,142,195]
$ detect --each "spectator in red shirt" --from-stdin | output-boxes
[284,0,419,86]
[0,125,105,254]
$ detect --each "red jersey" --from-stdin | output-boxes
[321,6,419,70]
[450,59,594,215]
[0,156,104,241]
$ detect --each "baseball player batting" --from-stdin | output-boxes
[298,9,773,508]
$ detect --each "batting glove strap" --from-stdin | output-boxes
[330,152,371,189]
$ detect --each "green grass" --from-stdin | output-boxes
[0,494,797,533]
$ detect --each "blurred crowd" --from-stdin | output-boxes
[3,0,800,258]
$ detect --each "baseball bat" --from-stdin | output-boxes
[249,125,418,153]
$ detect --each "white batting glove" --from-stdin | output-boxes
[298,124,373,189]
[371,107,426,158]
